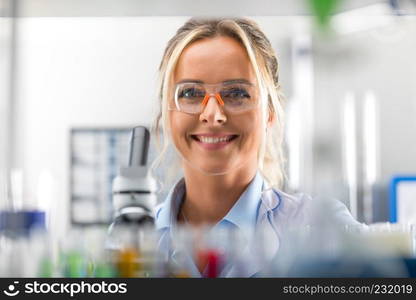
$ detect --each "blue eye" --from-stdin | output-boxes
[178,88,205,99]
[221,88,251,99]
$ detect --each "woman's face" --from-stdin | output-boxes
[170,36,264,175]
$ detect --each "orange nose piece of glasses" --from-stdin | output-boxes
[201,93,225,106]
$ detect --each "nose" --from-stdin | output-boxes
[199,95,227,124]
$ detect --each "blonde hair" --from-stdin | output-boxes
[151,17,286,189]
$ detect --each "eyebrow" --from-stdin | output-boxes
[176,78,253,85]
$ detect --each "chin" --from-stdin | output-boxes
[195,162,239,176]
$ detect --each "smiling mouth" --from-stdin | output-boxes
[191,135,239,144]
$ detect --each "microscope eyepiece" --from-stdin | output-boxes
[128,126,150,167]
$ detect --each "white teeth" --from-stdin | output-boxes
[198,136,232,143]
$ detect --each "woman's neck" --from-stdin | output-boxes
[179,164,257,226]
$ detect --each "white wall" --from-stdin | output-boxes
[0,17,13,208]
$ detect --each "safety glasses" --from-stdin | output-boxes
[169,82,259,114]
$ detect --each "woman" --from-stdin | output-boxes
[151,18,360,277]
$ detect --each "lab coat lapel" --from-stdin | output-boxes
[247,188,281,277]
[249,212,280,277]
[226,202,280,277]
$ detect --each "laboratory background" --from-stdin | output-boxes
[1,0,416,278]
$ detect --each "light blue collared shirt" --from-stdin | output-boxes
[154,172,265,277]
[155,172,264,231]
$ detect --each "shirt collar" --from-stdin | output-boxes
[218,172,264,230]
[155,178,185,230]
[155,172,264,232]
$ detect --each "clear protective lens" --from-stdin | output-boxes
[173,82,257,114]
[219,83,257,113]
[174,83,205,114]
